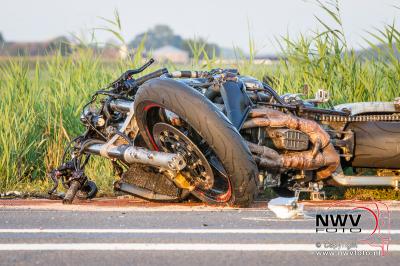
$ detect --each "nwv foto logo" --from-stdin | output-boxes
[313,201,391,256]
[316,214,362,233]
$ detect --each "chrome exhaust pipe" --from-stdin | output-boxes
[109,99,133,113]
[89,99,186,171]
[85,144,186,171]
[332,167,400,188]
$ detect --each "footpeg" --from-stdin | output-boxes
[294,182,326,201]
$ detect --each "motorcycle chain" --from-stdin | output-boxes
[316,113,400,122]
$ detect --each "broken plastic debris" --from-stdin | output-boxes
[0,191,22,197]
[268,197,304,219]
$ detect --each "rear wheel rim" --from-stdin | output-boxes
[141,103,233,203]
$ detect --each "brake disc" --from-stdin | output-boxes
[152,122,214,190]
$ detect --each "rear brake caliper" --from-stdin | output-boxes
[152,122,214,190]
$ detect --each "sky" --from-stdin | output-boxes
[0,0,399,54]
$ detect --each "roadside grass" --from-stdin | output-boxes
[0,0,399,200]
[262,187,400,201]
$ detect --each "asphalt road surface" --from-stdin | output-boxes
[0,199,399,266]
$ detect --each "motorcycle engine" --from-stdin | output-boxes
[80,105,105,128]
[266,128,310,151]
[246,127,310,152]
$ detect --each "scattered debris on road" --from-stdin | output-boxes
[268,197,304,219]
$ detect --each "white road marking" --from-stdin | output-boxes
[241,217,314,222]
[0,228,398,234]
[0,206,270,212]
[0,243,398,251]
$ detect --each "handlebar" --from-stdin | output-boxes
[135,68,169,86]
[62,180,81,204]
[120,58,155,80]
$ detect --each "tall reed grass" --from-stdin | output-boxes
[270,0,400,104]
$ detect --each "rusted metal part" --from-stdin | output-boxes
[244,107,340,179]
[266,128,309,151]
[246,141,283,168]
[253,155,282,168]
[312,144,340,179]
[246,141,281,161]
[282,151,324,170]
[245,108,330,147]
[249,142,339,178]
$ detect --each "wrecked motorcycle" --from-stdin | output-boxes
[49,58,400,206]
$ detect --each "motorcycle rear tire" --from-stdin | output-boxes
[134,78,259,207]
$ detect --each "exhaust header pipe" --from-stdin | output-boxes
[244,108,340,179]
[85,144,186,171]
